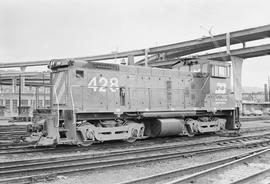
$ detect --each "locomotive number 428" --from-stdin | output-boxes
[88,77,119,92]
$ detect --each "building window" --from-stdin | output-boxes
[45,87,50,93]
[21,100,28,106]
[38,100,43,108]
[13,99,18,113]
[0,99,3,106]
[31,100,36,107]
[5,99,10,111]
[0,109,4,116]
[45,100,50,107]
[38,87,43,93]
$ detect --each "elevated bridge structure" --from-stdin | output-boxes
[148,44,270,68]
[0,24,269,68]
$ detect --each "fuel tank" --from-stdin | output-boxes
[145,118,186,137]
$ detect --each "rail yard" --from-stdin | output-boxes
[1,1,270,183]
[0,120,270,183]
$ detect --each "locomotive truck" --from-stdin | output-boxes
[26,59,240,146]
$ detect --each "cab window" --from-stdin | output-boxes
[211,65,229,78]
[219,66,226,77]
[178,63,208,74]
[76,70,84,78]
[202,63,208,73]
[178,65,189,72]
[190,64,201,72]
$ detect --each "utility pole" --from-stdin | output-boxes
[268,76,270,102]
[18,75,21,116]
[43,73,46,108]
[264,84,268,101]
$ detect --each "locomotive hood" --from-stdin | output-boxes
[48,59,91,70]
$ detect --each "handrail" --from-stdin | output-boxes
[53,86,60,127]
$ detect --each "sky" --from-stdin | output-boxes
[0,0,270,87]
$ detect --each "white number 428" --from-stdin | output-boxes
[88,77,119,92]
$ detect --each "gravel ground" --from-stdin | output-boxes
[196,149,270,184]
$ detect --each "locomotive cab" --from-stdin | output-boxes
[174,59,239,131]
[175,59,235,108]
[174,59,233,106]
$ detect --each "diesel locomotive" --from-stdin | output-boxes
[26,59,240,146]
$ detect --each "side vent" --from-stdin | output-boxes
[166,81,172,108]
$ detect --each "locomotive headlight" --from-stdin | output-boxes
[56,61,62,66]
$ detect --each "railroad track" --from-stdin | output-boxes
[121,147,270,184]
[240,116,270,122]
[1,127,270,155]
[1,134,270,183]
[231,167,270,184]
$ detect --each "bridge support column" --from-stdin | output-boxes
[231,56,243,110]
[12,77,17,93]
[20,66,26,93]
[144,48,149,67]
[128,55,134,65]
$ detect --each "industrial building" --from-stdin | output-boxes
[0,70,50,120]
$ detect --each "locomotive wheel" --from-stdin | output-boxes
[187,132,195,137]
[185,124,195,137]
[125,137,137,143]
[235,121,241,129]
[78,141,94,147]
[50,144,57,149]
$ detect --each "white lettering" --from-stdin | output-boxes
[88,77,119,92]
[215,83,226,94]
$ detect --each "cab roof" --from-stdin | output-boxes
[172,58,230,68]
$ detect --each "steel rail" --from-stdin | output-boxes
[0,138,270,183]
[0,146,55,155]
[120,147,270,184]
[0,145,35,151]
[231,167,270,184]
[240,116,270,122]
[164,148,270,184]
